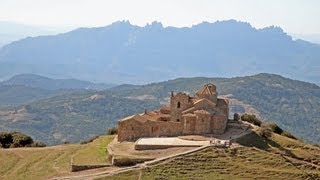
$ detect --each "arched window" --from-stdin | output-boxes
[177,119,180,122]
[177,102,181,108]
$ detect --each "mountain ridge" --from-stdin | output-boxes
[1,20,320,84]
[1,73,115,90]
[0,74,116,107]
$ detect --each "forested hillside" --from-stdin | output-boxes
[0,73,319,144]
[110,73,320,143]
[0,91,159,144]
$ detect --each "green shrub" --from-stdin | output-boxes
[11,132,34,147]
[80,135,99,144]
[261,123,297,140]
[0,132,12,148]
[233,113,240,121]
[262,123,283,135]
[281,131,297,140]
[0,131,44,148]
[241,113,262,126]
[257,126,272,138]
[31,141,46,147]
[107,127,118,135]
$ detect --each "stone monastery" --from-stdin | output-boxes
[118,83,229,142]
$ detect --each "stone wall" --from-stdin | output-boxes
[112,156,154,166]
[211,115,228,134]
[170,92,193,122]
[182,115,196,135]
[118,118,184,142]
[71,164,111,172]
[194,112,211,134]
[217,98,229,116]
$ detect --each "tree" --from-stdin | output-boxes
[0,131,45,148]
[107,127,118,135]
[233,113,240,121]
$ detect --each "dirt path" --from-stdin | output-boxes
[51,145,212,180]
[52,127,253,179]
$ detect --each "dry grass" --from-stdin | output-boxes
[110,139,197,165]
[73,135,114,165]
[98,131,320,180]
[0,135,114,180]
[100,146,319,180]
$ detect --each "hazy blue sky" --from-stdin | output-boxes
[0,0,319,34]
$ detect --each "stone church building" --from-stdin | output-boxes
[117,83,229,142]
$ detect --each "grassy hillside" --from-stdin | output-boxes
[0,135,114,180]
[99,130,320,179]
[1,124,319,179]
[0,73,319,145]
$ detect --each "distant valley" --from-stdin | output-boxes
[0,74,115,107]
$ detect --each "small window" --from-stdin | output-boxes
[131,127,134,130]
[177,119,180,122]
[177,102,181,108]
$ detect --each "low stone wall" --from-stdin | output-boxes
[71,164,112,172]
[112,156,154,166]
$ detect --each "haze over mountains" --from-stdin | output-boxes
[1,74,114,90]
[0,20,320,84]
[0,21,71,48]
[0,74,114,106]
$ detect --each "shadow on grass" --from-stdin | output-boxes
[235,131,298,159]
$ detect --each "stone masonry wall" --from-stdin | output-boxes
[194,113,211,134]
[118,118,184,142]
[170,93,193,122]
[182,115,196,135]
[211,115,228,134]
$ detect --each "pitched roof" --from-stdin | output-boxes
[196,83,217,96]
[194,110,210,114]
[119,114,148,122]
[193,98,216,107]
[182,113,196,117]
